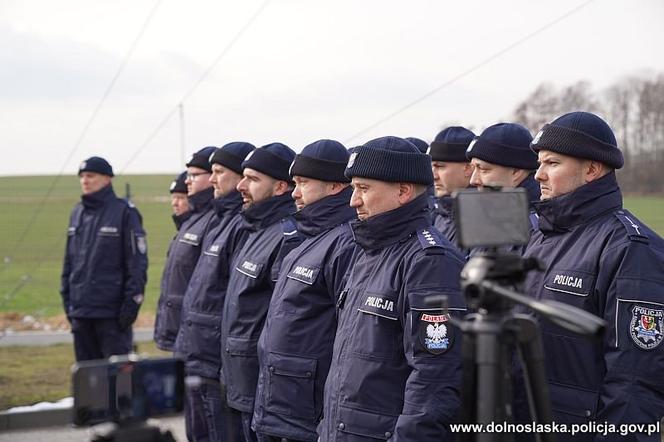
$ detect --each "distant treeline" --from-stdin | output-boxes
[511,72,664,194]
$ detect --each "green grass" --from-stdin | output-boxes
[0,175,663,319]
[0,341,171,410]
[0,175,175,317]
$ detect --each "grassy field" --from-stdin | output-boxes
[0,175,663,320]
[0,175,175,318]
[0,341,171,410]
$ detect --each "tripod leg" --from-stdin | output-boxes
[513,315,556,442]
[460,324,476,442]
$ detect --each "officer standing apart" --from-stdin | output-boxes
[523,112,664,442]
[169,171,192,230]
[154,147,218,352]
[318,136,466,441]
[466,122,540,205]
[176,142,255,442]
[220,143,301,442]
[60,157,148,361]
[253,140,356,442]
[428,126,475,248]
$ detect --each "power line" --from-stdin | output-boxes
[117,0,272,175]
[342,0,595,144]
[2,0,163,272]
[0,0,272,312]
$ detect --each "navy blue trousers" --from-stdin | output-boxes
[185,377,244,442]
[70,317,132,361]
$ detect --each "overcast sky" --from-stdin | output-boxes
[2,0,663,176]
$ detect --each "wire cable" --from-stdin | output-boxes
[2,0,163,272]
[342,0,595,144]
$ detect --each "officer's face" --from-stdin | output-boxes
[210,163,243,199]
[431,161,472,197]
[469,158,520,189]
[535,151,587,200]
[292,176,331,210]
[185,166,212,196]
[79,172,111,195]
[170,192,189,216]
[350,177,401,221]
[237,167,284,210]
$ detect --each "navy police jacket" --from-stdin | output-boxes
[60,185,148,318]
[174,191,247,379]
[220,193,300,413]
[433,196,460,250]
[154,187,217,351]
[522,172,664,442]
[253,187,356,441]
[318,193,466,442]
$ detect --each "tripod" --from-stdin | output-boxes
[430,252,606,442]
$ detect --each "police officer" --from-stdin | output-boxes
[428,126,475,247]
[60,156,148,361]
[253,140,356,442]
[175,142,255,442]
[466,122,540,205]
[169,171,191,230]
[318,136,466,441]
[220,143,301,441]
[154,146,218,352]
[523,112,664,442]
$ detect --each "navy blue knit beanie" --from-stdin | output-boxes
[530,111,623,169]
[78,156,114,177]
[209,141,255,174]
[345,136,433,185]
[290,139,350,182]
[466,123,537,170]
[169,171,188,193]
[428,126,475,162]
[242,142,296,182]
[405,137,429,154]
[186,146,217,172]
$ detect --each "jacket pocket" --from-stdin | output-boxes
[186,311,221,364]
[266,352,317,419]
[224,336,260,407]
[352,292,400,361]
[158,294,184,343]
[549,382,599,422]
[336,405,398,441]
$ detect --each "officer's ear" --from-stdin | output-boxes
[273,179,292,196]
[462,163,473,178]
[397,182,417,204]
[584,160,609,183]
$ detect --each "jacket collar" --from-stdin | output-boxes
[241,192,296,231]
[517,173,541,207]
[294,187,355,237]
[352,192,431,250]
[533,171,622,233]
[188,187,215,213]
[435,195,454,217]
[81,184,116,210]
[172,211,192,230]
[212,190,243,219]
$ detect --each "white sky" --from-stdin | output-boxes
[1,0,663,176]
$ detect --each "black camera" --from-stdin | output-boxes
[71,355,185,427]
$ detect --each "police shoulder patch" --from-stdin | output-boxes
[615,211,649,243]
[630,305,664,350]
[419,312,453,355]
[417,229,444,251]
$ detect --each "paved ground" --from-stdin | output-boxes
[0,415,186,442]
[0,328,154,347]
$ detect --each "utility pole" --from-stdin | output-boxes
[179,103,186,167]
